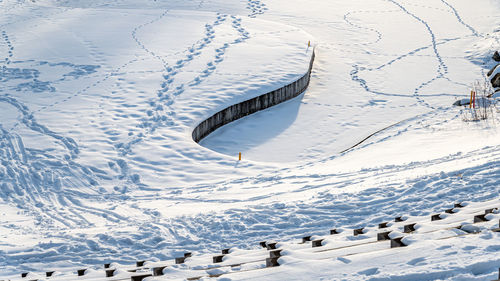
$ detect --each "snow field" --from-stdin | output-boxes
[203,0,500,162]
[0,0,500,280]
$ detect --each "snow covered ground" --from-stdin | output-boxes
[0,0,500,280]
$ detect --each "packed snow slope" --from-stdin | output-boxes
[0,0,500,280]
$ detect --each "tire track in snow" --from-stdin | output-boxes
[0,127,83,228]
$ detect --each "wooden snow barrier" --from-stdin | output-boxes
[221,248,230,254]
[259,241,267,248]
[404,223,417,233]
[390,237,407,248]
[353,227,365,236]
[270,249,283,258]
[302,236,312,243]
[175,257,186,264]
[330,229,339,235]
[213,255,225,263]
[486,208,498,214]
[494,51,500,62]
[431,214,443,221]
[266,242,278,250]
[21,272,29,278]
[266,250,283,268]
[45,271,55,277]
[474,214,489,223]
[136,260,146,267]
[395,216,405,222]
[175,252,193,264]
[105,269,116,277]
[312,239,324,248]
[379,222,389,229]
[266,257,280,267]
[444,203,463,214]
[377,231,391,241]
[77,269,86,276]
[192,49,316,143]
[153,266,167,276]
[130,273,152,281]
[474,208,498,223]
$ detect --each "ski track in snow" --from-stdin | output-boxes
[0,93,133,230]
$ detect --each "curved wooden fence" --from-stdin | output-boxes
[192,50,316,142]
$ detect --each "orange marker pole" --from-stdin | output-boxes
[239,152,241,161]
[470,91,473,108]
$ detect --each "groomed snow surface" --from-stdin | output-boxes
[0,0,500,280]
